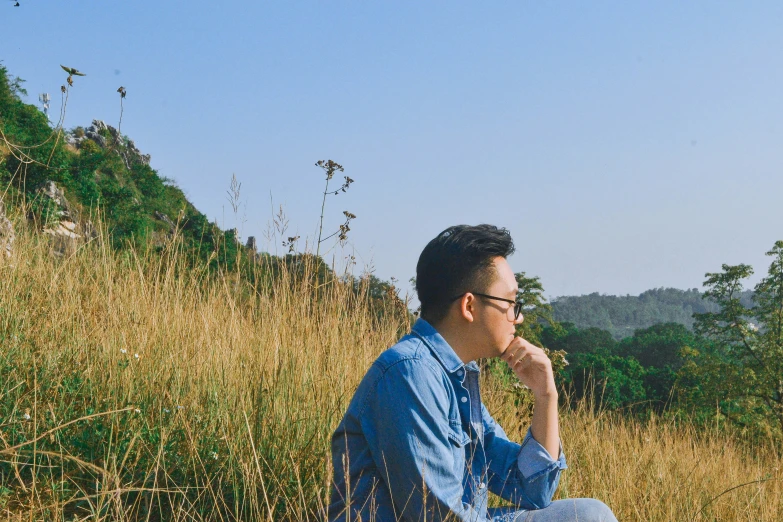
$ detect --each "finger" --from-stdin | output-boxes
[502,338,522,361]
[504,338,542,367]
[505,345,527,365]
[515,337,545,352]
[509,345,532,366]
[517,342,545,359]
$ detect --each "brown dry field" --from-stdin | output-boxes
[0,221,780,521]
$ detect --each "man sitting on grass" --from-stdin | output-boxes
[328,224,617,521]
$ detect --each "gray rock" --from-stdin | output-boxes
[65,134,85,147]
[76,119,152,165]
[37,181,76,221]
[155,211,176,231]
[38,181,67,207]
[36,182,81,256]
[43,222,80,257]
[245,236,257,252]
[121,137,151,167]
[90,120,108,133]
[84,120,110,148]
[85,130,106,148]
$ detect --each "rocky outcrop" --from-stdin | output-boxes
[1,185,98,259]
[37,181,84,256]
[85,120,107,148]
[43,220,80,256]
[122,138,151,168]
[155,211,176,232]
[66,120,107,149]
[0,200,14,259]
[37,180,77,221]
[65,120,151,168]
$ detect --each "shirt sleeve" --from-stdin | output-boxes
[359,359,488,522]
[480,403,567,510]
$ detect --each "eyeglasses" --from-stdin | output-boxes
[450,292,523,321]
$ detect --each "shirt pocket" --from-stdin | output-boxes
[446,423,471,475]
[447,426,471,447]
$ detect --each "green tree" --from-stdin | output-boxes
[618,322,693,369]
[542,324,647,410]
[563,349,648,410]
[512,272,569,376]
[541,322,617,355]
[685,241,783,439]
[514,272,554,346]
[618,323,696,409]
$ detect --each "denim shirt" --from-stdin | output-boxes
[328,319,567,521]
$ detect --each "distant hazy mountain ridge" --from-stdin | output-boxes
[550,287,755,340]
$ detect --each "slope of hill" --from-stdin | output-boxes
[0,62,246,268]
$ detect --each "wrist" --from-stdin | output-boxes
[532,386,558,401]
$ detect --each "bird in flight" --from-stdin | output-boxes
[61,65,85,88]
[13,1,20,6]
[60,65,86,77]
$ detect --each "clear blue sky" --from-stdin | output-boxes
[3,1,783,303]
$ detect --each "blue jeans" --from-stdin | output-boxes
[487,498,617,521]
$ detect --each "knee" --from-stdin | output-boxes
[572,498,617,522]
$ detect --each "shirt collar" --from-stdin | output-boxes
[411,318,475,374]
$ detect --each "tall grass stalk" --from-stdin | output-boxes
[0,213,780,520]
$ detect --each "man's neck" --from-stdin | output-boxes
[428,319,477,364]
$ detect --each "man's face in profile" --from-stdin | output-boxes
[470,256,523,359]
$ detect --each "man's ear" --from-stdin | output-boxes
[459,294,475,323]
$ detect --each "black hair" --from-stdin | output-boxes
[415,224,515,325]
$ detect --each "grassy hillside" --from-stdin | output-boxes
[0,62,250,271]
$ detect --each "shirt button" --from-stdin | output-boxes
[456,370,463,377]
[479,482,486,489]
[461,397,468,403]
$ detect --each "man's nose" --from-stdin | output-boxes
[514,313,524,325]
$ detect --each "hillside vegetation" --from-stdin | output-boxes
[0,64,236,262]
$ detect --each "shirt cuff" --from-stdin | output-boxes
[516,427,568,481]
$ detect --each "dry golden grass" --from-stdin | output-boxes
[0,216,781,521]
[485,382,782,520]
